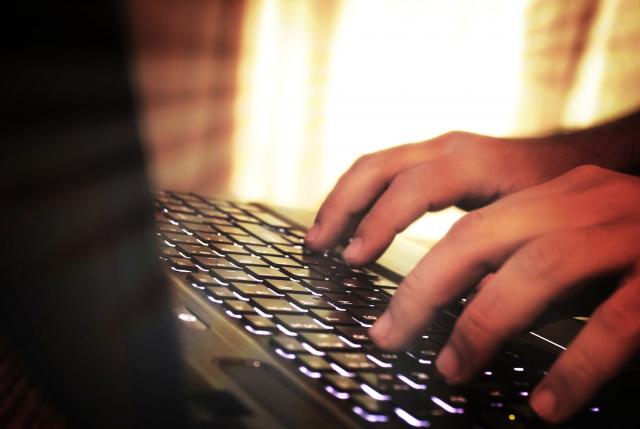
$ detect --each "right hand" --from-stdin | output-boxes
[305,130,591,265]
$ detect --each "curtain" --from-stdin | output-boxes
[130,0,640,240]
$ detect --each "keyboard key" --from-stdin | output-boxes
[274,314,330,331]
[158,223,183,234]
[303,280,344,293]
[205,286,236,301]
[286,293,332,309]
[348,307,383,325]
[300,333,351,351]
[194,232,233,244]
[237,223,290,245]
[341,278,374,291]
[230,213,260,223]
[271,336,306,353]
[251,297,305,314]
[397,371,430,389]
[164,232,199,245]
[230,234,264,246]
[366,352,401,369]
[194,256,238,269]
[311,309,357,325]
[358,373,411,395]
[170,257,198,271]
[203,217,233,227]
[170,192,201,202]
[249,211,292,228]
[160,246,180,257]
[211,268,259,283]
[188,272,217,286]
[210,243,251,255]
[263,256,303,268]
[244,315,277,333]
[351,393,392,415]
[292,254,332,266]
[283,266,326,280]
[181,222,215,233]
[223,299,255,314]
[216,225,248,236]
[335,326,372,345]
[328,352,377,371]
[297,354,332,371]
[231,282,278,298]
[245,266,289,279]
[324,293,371,309]
[227,254,268,266]
[198,209,229,219]
[323,374,361,392]
[246,245,283,256]
[264,279,310,293]
[353,290,389,306]
[167,213,205,224]
[274,244,306,255]
[177,244,220,257]
[184,201,211,210]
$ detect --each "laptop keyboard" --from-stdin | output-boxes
[154,191,604,428]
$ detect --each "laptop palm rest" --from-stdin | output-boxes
[219,359,346,429]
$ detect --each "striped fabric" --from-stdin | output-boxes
[0,341,64,429]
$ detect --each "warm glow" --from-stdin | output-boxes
[233,1,528,241]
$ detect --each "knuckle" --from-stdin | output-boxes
[564,164,608,182]
[447,209,489,242]
[514,236,567,279]
[390,167,426,192]
[458,303,500,340]
[351,153,379,172]
[594,297,640,341]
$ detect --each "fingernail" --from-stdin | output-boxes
[305,223,320,243]
[370,312,393,342]
[343,237,362,262]
[436,345,460,382]
[531,388,556,420]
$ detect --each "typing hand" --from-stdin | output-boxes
[305,131,590,263]
[375,166,640,422]
[305,130,640,423]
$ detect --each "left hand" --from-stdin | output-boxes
[367,165,640,423]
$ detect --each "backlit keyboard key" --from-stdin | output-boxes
[211,268,259,283]
[251,297,306,314]
[274,314,329,331]
[311,309,358,325]
[245,266,290,279]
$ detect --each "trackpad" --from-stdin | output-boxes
[218,359,345,429]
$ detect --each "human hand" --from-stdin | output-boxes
[366,165,640,422]
[305,131,594,265]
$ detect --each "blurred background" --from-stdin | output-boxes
[128,0,640,242]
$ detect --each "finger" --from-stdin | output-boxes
[342,159,478,266]
[305,141,437,251]
[436,222,640,384]
[369,171,627,351]
[530,272,640,423]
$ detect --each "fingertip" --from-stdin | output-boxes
[305,221,335,251]
[305,222,319,241]
[343,237,364,265]
[530,388,560,423]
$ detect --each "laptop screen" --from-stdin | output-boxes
[1,2,188,426]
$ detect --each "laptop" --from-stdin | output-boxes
[1,2,638,428]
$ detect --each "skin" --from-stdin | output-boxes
[305,116,640,423]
